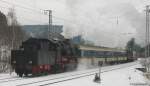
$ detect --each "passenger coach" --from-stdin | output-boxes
[78,45,127,67]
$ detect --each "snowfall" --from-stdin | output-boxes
[0,61,149,86]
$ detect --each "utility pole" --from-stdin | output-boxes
[145,5,150,58]
[44,10,52,39]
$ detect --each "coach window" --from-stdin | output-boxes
[81,50,84,57]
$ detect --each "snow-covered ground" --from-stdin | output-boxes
[45,62,147,86]
[0,61,147,86]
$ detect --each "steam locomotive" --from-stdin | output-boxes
[11,37,79,77]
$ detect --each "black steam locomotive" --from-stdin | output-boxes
[11,37,79,77]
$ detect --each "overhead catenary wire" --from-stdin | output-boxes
[0,2,127,46]
[0,5,48,25]
[0,0,68,20]
[0,5,78,27]
[0,5,67,30]
[0,0,43,14]
[0,0,124,33]
[0,0,85,26]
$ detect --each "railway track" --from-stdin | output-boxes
[0,75,29,83]
[0,77,15,80]
[0,74,30,83]
[16,62,137,86]
[0,78,24,83]
[16,70,99,86]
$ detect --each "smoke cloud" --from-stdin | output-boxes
[63,0,146,47]
[0,0,147,47]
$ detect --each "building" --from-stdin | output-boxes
[22,25,63,39]
[71,35,94,46]
[71,35,83,44]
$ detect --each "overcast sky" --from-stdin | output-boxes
[0,0,150,48]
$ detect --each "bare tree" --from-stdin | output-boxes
[7,8,25,49]
[0,11,10,72]
[0,8,25,72]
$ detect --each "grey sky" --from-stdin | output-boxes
[0,0,149,48]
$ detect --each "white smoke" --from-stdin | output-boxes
[0,0,148,47]
[62,0,147,47]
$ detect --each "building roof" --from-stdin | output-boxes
[79,45,125,52]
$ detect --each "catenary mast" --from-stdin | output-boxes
[145,5,150,58]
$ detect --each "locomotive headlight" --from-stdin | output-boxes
[29,61,32,64]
